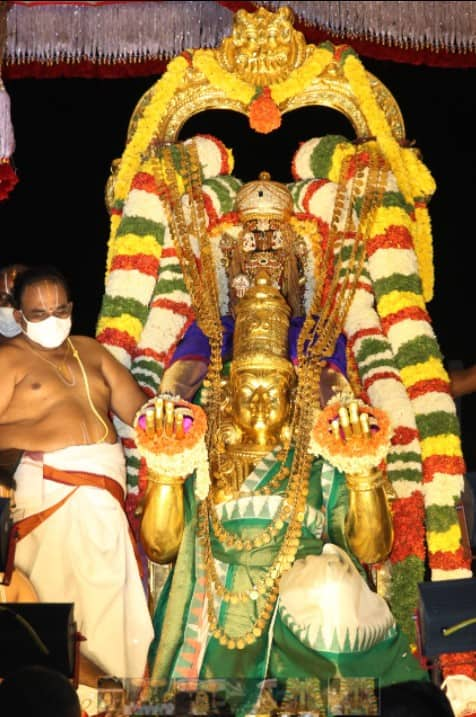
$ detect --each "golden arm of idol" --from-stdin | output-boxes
[139,400,187,564]
[336,401,394,565]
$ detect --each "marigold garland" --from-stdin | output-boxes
[414,202,434,302]
[134,397,210,500]
[364,175,465,585]
[193,49,255,105]
[440,652,476,681]
[310,401,392,474]
[106,55,189,265]
[341,52,413,205]
[193,44,333,111]
[390,493,426,563]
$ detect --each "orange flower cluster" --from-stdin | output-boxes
[390,493,426,563]
[248,87,282,134]
[312,401,391,462]
[440,651,476,680]
[135,399,207,456]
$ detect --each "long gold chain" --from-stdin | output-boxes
[200,381,317,648]
[151,143,224,471]
[198,455,310,649]
[23,338,76,387]
[68,339,110,443]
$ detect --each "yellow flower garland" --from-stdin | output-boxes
[96,313,144,341]
[342,55,413,205]
[427,524,463,554]
[193,49,255,105]
[114,56,189,204]
[193,45,333,108]
[270,46,333,104]
[106,54,189,273]
[328,142,355,183]
[413,204,434,302]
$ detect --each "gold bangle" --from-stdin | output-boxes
[147,471,183,487]
[345,469,383,491]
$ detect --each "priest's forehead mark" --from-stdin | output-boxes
[28,281,62,309]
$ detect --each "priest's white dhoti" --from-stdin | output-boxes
[13,442,154,680]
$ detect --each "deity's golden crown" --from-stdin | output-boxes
[235,171,294,223]
[233,270,292,372]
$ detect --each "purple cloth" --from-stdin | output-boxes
[170,316,347,376]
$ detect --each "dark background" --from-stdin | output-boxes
[1,57,475,466]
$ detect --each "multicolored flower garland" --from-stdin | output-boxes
[292,132,469,643]
[97,136,237,496]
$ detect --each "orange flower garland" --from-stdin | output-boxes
[310,401,392,474]
[133,397,210,499]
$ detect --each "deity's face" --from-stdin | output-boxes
[242,218,284,252]
[230,364,293,446]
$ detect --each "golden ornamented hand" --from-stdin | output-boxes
[309,398,392,476]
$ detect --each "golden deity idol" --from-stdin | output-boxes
[140,172,394,571]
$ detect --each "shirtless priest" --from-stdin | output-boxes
[0,265,153,681]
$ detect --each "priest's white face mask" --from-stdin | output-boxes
[0,271,21,338]
[15,280,73,350]
[22,314,72,349]
[0,307,21,338]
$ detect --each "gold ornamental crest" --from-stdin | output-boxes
[216,6,311,86]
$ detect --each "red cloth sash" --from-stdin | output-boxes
[14,464,144,578]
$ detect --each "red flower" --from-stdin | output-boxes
[249,87,281,134]
[440,651,476,680]
[0,160,19,201]
[391,426,420,446]
[430,546,471,571]
[390,494,426,563]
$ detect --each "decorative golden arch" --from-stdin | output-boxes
[127,6,405,144]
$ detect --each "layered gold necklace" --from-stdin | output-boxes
[197,451,312,650]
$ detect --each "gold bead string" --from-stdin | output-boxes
[215,446,291,501]
[297,150,366,367]
[199,407,317,648]
[297,143,389,374]
[176,142,225,476]
[207,461,297,552]
[152,142,225,477]
[198,463,310,649]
